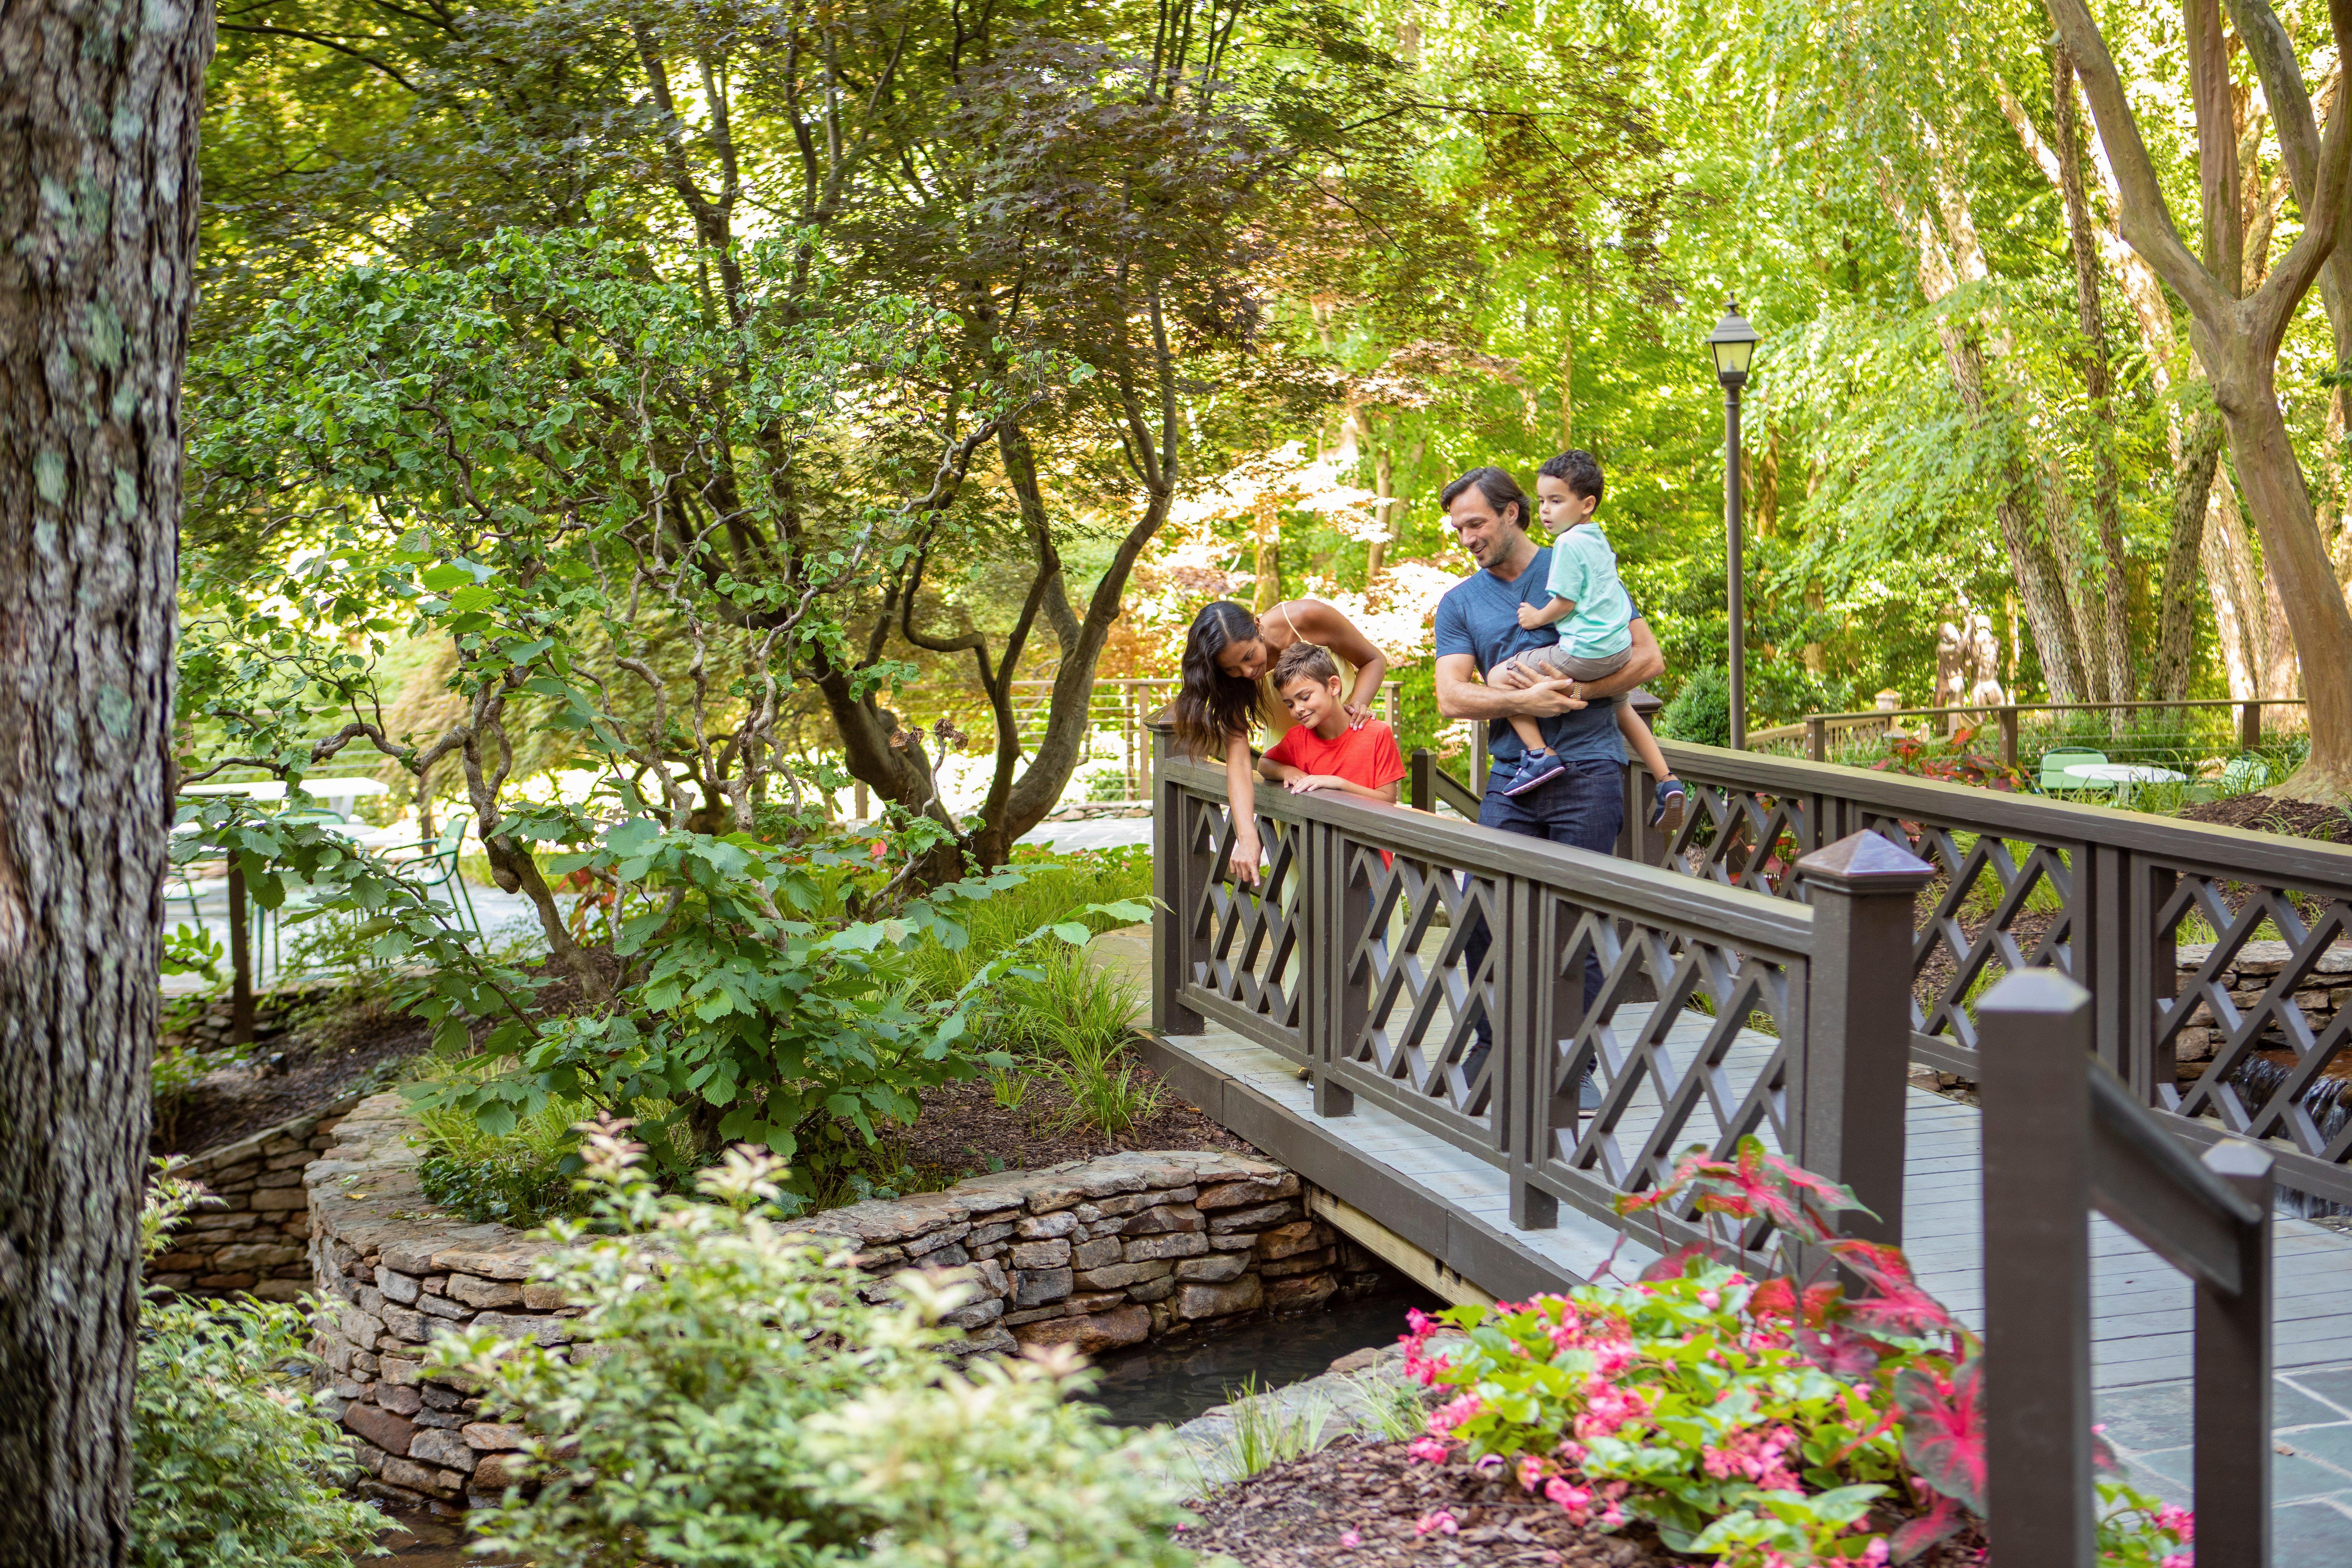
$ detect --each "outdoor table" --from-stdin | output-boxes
[2059,762,2185,807]
[181,776,390,818]
[2059,763,2186,785]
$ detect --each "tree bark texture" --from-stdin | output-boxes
[2046,0,2352,797]
[1901,176,2092,702]
[2053,54,2136,714]
[1994,71,2235,705]
[2204,345,2352,788]
[0,0,208,1555]
[2155,411,2224,702]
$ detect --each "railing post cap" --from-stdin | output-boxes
[1794,830,1934,890]
[1976,967,2091,1014]
[2200,1137,2276,1184]
[1145,704,1176,734]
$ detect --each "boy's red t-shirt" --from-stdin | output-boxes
[1264,719,1407,870]
[1263,719,1407,794]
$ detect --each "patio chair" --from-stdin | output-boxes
[383,815,481,937]
[2037,746,2111,797]
[2218,753,2270,795]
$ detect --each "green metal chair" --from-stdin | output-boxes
[2218,753,2270,795]
[384,815,481,937]
[2037,746,2111,797]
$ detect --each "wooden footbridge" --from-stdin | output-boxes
[1127,730,2352,1556]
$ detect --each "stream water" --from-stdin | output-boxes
[1078,1284,1440,1428]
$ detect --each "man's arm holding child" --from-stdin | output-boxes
[1491,617,1662,695]
[1435,652,1586,721]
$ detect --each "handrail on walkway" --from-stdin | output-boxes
[1394,734,2352,1210]
[1756,695,2307,764]
[1981,971,2273,1568]
[1150,722,1933,1256]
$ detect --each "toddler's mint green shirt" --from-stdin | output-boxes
[1544,522,1634,661]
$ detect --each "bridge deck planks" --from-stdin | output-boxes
[1155,1002,2352,1392]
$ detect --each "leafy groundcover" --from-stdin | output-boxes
[1193,1139,2193,1568]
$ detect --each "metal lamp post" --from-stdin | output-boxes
[1708,299,1760,750]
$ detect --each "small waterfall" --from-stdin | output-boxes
[2227,1057,2352,1219]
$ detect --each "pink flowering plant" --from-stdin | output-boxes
[1399,1138,2194,1568]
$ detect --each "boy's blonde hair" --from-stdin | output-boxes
[1270,642,1340,690]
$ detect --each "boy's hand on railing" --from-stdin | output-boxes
[1286,774,1351,794]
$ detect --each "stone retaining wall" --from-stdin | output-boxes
[2171,940,2352,1078]
[147,1096,359,1301]
[304,1092,1380,1511]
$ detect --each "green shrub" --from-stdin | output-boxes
[412,822,1142,1206]
[132,1174,383,1568]
[905,845,1152,1004]
[430,1124,1189,1568]
[1656,667,1734,749]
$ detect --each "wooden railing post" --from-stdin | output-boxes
[1149,719,1203,1037]
[2240,699,2262,752]
[1791,831,1933,1245]
[1998,705,2018,769]
[1308,817,1360,1119]
[1410,748,1434,814]
[1980,971,2097,1568]
[2195,1140,2273,1568]
[1806,715,1826,762]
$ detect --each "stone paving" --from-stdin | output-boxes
[2100,1365,2352,1565]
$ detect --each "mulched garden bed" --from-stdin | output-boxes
[897,1071,1259,1184]
[2179,791,2352,842]
[155,999,432,1158]
[1183,1440,1986,1567]
[155,953,619,1159]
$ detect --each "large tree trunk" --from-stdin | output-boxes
[2054,55,2136,717]
[0,0,209,1553]
[1901,179,2092,701]
[2155,411,2224,702]
[2207,350,2352,794]
[2047,0,2352,798]
[2202,474,2266,700]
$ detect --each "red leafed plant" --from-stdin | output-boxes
[1401,1137,2191,1567]
[1868,730,2025,792]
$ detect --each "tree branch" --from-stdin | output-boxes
[2041,0,2231,322]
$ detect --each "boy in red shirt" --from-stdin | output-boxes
[1258,642,1407,805]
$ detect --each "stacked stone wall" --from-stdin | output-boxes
[2171,940,2352,1077]
[303,1092,1380,1511]
[146,1096,359,1300]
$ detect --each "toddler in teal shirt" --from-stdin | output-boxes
[1495,452,1682,824]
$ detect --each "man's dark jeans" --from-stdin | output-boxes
[1458,757,1625,1100]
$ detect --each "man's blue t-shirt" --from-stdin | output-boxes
[1432,545,1635,770]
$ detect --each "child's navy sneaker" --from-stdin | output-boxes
[1504,749,1567,797]
[1650,777,1687,831]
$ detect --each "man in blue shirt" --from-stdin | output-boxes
[1432,466,1665,1104]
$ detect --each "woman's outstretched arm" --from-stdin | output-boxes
[1224,732,1262,886]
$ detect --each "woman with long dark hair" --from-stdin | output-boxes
[1170,598,1391,886]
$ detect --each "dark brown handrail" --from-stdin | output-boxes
[1149,723,1932,1255]
[1625,739,2352,1208]
[1763,696,2306,764]
[1980,971,2272,1568]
